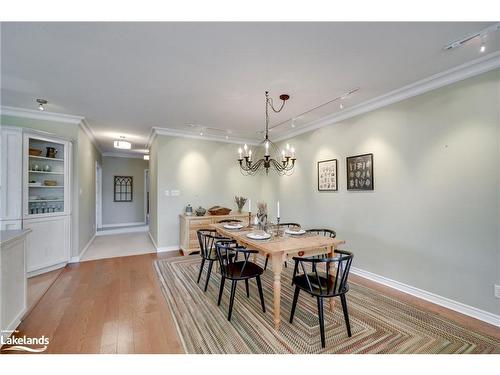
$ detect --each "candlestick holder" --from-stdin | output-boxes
[276,217,282,237]
[247,211,252,228]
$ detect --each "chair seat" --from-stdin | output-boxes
[293,272,348,296]
[223,261,264,280]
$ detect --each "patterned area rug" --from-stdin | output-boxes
[154,256,500,354]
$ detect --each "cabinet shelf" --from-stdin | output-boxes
[28,185,64,188]
[28,170,64,175]
[29,199,64,203]
[29,155,64,162]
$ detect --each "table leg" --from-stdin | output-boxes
[328,245,336,311]
[271,253,284,330]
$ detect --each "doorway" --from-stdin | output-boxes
[144,169,149,225]
[95,161,102,230]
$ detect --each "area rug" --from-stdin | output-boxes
[154,256,500,354]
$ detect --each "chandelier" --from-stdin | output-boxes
[238,91,296,176]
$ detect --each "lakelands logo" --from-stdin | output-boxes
[1,330,49,353]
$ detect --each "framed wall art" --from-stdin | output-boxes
[317,159,338,191]
[114,176,133,202]
[346,153,374,191]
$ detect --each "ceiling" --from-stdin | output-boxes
[1,22,499,154]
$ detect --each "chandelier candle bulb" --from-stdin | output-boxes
[277,201,280,219]
[248,199,251,213]
[248,149,252,161]
[238,147,242,159]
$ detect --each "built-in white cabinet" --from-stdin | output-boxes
[0,229,29,344]
[24,216,70,275]
[0,127,23,230]
[23,132,71,276]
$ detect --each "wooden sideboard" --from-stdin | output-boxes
[179,212,250,255]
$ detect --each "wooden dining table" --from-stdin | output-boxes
[211,223,345,330]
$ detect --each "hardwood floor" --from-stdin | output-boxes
[7,252,184,354]
[3,252,498,354]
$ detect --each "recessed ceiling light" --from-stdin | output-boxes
[36,98,47,111]
[480,44,486,53]
[340,103,344,110]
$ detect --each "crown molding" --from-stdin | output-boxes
[1,105,104,154]
[102,151,145,159]
[79,118,103,154]
[274,51,500,142]
[1,105,84,124]
[147,126,259,147]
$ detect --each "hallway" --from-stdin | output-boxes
[81,232,156,262]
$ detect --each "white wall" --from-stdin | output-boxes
[77,127,101,252]
[101,156,148,225]
[274,69,500,315]
[152,136,266,248]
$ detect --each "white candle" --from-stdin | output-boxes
[265,141,269,156]
[238,147,242,159]
[244,143,248,156]
[282,149,286,160]
[277,201,280,218]
[248,199,251,213]
[248,149,252,161]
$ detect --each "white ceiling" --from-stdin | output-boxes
[1,22,499,154]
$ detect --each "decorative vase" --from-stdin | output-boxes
[256,202,268,231]
[185,204,193,216]
[195,206,206,216]
[234,196,247,214]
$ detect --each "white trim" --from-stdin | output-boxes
[156,245,180,253]
[147,230,178,253]
[79,118,102,154]
[1,105,104,154]
[351,266,500,328]
[274,51,500,142]
[96,224,148,236]
[27,261,67,278]
[148,230,158,248]
[148,126,260,147]
[101,221,146,228]
[1,105,84,124]
[102,151,145,159]
[69,234,96,263]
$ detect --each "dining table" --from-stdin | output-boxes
[211,223,346,331]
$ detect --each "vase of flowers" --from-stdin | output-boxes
[234,196,247,213]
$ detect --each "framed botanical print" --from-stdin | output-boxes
[317,159,338,191]
[346,153,373,190]
[114,176,133,202]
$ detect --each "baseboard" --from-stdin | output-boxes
[156,245,180,253]
[351,266,500,328]
[27,261,67,278]
[146,231,178,253]
[147,231,158,248]
[100,221,146,228]
[96,225,148,236]
[69,234,96,263]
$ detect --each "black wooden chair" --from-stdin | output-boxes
[306,228,336,238]
[196,229,232,292]
[215,242,266,321]
[289,250,354,348]
[264,222,301,270]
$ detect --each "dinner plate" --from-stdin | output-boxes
[223,223,243,230]
[246,232,271,240]
[284,228,306,235]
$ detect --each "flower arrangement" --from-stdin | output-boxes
[234,196,247,213]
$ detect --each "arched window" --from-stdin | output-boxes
[114,176,133,202]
